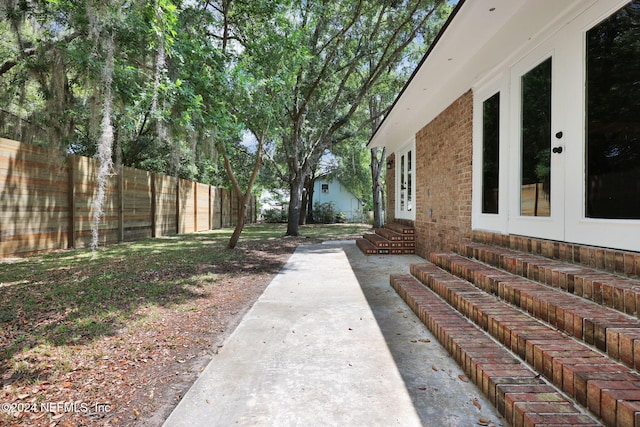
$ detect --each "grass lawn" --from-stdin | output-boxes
[0,222,371,426]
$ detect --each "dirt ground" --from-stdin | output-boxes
[1,235,338,427]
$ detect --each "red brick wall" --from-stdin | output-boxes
[414,90,473,257]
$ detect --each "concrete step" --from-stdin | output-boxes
[431,252,640,370]
[459,242,640,319]
[407,261,640,426]
[390,273,600,427]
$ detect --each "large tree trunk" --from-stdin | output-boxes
[305,175,315,224]
[370,146,385,228]
[286,175,305,236]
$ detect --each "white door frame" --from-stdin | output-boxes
[507,43,566,241]
[396,140,416,221]
[472,0,640,252]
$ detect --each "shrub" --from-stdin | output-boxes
[262,208,288,223]
[313,201,337,223]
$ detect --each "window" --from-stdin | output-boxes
[482,93,500,214]
[396,143,415,220]
[321,183,329,193]
[586,0,640,219]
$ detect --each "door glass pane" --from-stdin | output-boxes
[586,0,640,219]
[482,93,500,214]
[407,151,412,211]
[520,58,552,217]
[400,154,405,211]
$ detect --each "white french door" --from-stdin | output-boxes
[562,0,640,252]
[474,0,640,252]
[396,143,415,220]
[507,44,566,241]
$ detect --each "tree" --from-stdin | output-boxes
[0,0,452,246]
[233,0,449,236]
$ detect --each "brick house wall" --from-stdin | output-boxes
[413,90,473,257]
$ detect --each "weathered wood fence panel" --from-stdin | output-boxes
[0,138,69,255]
[196,182,210,232]
[122,166,153,241]
[211,187,222,229]
[221,188,231,228]
[0,138,256,257]
[73,155,120,248]
[154,174,177,237]
[177,178,195,235]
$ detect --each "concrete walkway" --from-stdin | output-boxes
[163,241,504,427]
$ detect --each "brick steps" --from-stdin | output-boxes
[363,233,390,248]
[356,238,387,255]
[357,223,415,255]
[390,274,600,426]
[385,222,415,235]
[375,228,404,241]
[471,231,640,281]
[390,235,640,426]
[431,252,640,370]
[459,242,640,319]
[404,261,640,425]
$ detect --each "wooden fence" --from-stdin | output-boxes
[0,137,256,257]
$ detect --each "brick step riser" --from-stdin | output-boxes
[390,274,600,427]
[357,223,415,256]
[410,262,640,426]
[364,234,415,249]
[471,231,640,281]
[459,243,640,320]
[363,234,390,248]
[431,253,640,371]
[385,223,415,235]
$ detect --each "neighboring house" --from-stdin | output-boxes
[313,178,364,223]
[370,0,640,257]
[258,189,289,219]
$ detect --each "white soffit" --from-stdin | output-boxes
[369,0,586,151]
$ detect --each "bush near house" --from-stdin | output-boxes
[313,202,346,224]
[262,208,288,223]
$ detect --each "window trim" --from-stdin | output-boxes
[472,76,509,234]
[395,139,416,221]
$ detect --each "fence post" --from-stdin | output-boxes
[175,178,180,235]
[220,188,224,228]
[193,181,197,233]
[151,173,157,237]
[118,168,124,242]
[67,154,76,249]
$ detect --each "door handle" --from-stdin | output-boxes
[552,146,563,154]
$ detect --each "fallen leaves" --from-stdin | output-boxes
[0,236,299,427]
[472,397,482,410]
[458,374,469,382]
